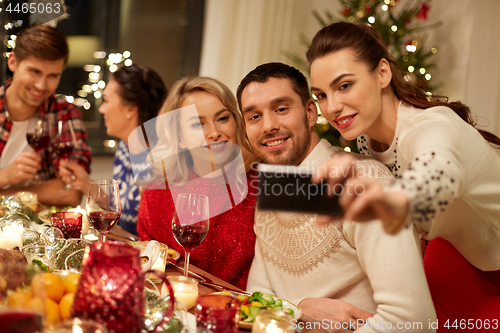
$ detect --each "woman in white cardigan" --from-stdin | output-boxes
[307,22,500,330]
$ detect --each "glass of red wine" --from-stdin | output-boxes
[172,193,209,277]
[26,116,50,184]
[85,179,121,242]
[53,120,77,190]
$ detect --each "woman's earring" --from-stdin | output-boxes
[126,114,131,119]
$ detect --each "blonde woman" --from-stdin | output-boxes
[137,77,256,289]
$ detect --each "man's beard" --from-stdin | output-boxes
[257,130,311,166]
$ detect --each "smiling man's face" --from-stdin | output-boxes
[241,77,317,166]
[7,54,65,114]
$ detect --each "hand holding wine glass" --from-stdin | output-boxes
[53,120,78,190]
[172,193,209,277]
[86,179,121,242]
[26,116,50,184]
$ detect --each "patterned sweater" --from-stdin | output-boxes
[247,140,436,333]
[357,103,500,271]
[112,140,149,235]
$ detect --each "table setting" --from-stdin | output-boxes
[0,189,302,333]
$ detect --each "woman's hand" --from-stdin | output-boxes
[312,155,409,234]
[58,160,91,194]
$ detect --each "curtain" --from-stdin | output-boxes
[199,0,295,93]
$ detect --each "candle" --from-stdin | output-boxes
[0,225,24,249]
[68,206,89,235]
[163,276,198,310]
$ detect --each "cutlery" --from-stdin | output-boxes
[109,229,139,242]
[167,258,249,295]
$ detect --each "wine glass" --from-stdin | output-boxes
[85,179,121,242]
[172,193,209,277]
[53,120,77,190]
[26,116,50,184]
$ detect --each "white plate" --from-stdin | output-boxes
[212,291,301,330]
[38,209,52,224]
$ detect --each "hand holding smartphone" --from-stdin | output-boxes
[256,164,342,216]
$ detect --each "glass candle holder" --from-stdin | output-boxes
[52,318,109,333]
[166,275,199,310]
[50,212,83,239]
[195,295,241,333]
[251,310,294,333]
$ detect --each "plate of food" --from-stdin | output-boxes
[214,291,301,330]
[38,206,74,224]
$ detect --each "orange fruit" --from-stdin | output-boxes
[59,292,75,320]
[45,298,60,325]
[27,297,45,314]
[61,272,81,294]
[31,272,64,303]
[7,291,32,308]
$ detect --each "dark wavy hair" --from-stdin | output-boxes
[14,25,69,64]
[112,64,168,128]
[306,22,500,146]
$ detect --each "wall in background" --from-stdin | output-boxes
[200,0,500,136]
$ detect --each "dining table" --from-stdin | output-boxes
[107,225,252,332]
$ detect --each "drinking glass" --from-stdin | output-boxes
[195,295,241,333]
[0,262,45,333]
[171,193,209,277]
[53,120,78,190]
[85,179,121,242]
[26,116,50,184]
[251,310,294,333]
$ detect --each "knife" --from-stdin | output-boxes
[167,259,249,295]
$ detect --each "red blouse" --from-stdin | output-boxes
[137,169,257,290]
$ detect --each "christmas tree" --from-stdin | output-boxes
[289,0,442,150]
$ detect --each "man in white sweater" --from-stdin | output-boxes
[236,63,436,333]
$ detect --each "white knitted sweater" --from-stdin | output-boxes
[358,103,500,271]
[247,140,436,333]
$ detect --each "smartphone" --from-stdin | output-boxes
[256,164,342,216]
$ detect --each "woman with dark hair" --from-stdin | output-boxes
[61,64,167,234]
[307,22,500,329]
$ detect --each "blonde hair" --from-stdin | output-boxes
[151,77,255,190]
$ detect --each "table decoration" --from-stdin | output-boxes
[166,275,199,310]
[251,310,294,333]
[16,192,38,222]
[0,225,24,249]
[72,241,175,333]
[195,295,241,333]
[67,205,90,235]
[52,318,109,333]
[50,211,83,239]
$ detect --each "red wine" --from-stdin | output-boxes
[53,142,74,159]
[87,211,120,234]
[26,133,50,152]
[172,224,208,250]
[0,310,43,333]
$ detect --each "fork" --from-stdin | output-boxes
[167,258,249,295]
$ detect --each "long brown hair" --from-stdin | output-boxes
[306,22,500,146]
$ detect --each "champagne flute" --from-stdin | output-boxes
[85,179,121,242]
[26,116,50,184]
[53,120,77,190]
[172,193,209,277]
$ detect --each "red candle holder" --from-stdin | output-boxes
[50,212,83,239]
[196,295,241,333]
